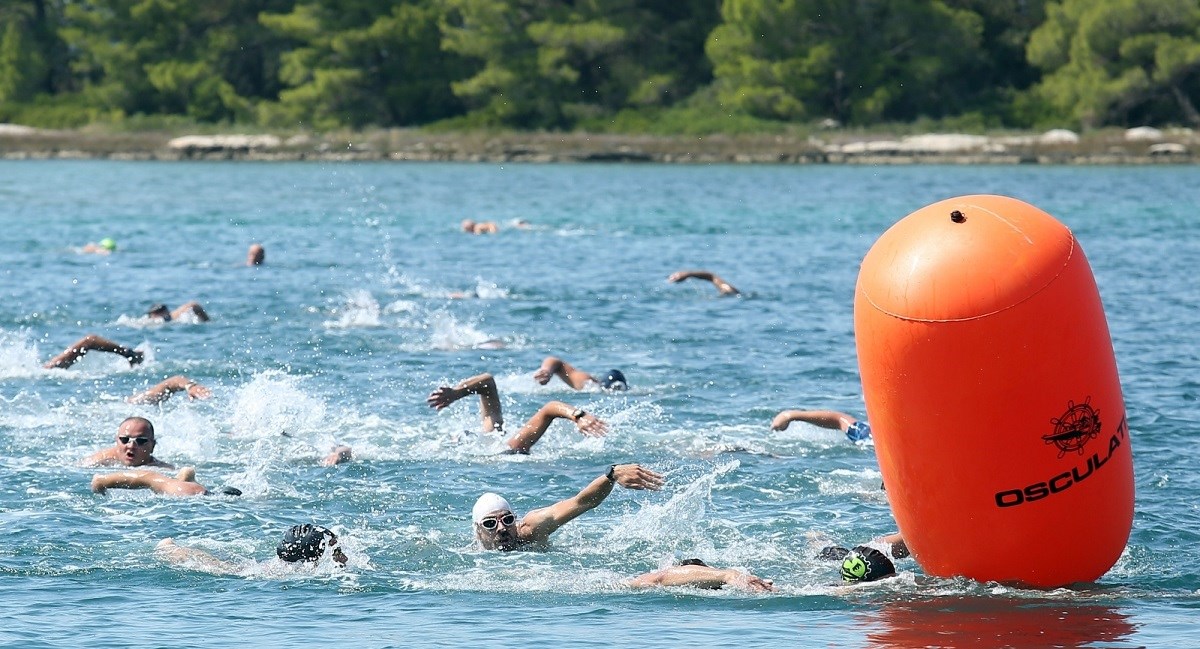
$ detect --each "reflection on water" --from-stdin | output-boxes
[865,597,1138,649]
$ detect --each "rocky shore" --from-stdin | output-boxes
[1,124,1196,164]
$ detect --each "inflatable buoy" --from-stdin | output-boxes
[854,195,1133,587]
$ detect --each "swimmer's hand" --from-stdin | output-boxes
[532,366,553,385]
[612,464,664,491]
[575,413,607,438]
[770,411,795,431]
[426,386,464,410]
[729,572,775,592]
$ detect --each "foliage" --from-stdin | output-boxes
[1028,0,1200,127]
[0,0,1196,131]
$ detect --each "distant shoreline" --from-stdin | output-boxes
[1,126,1196,165]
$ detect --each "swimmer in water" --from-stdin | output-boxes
[427,372,608,453]
[246,243,265,266]
[461,219,499,234]
[667,269,740,296]
[628,558,775,592]
[533,356,628,391]
[127,375,212,405]
[825,546,898,583]
[770,409,872,442]
[471,463,663,551]
[90,466,239,497]
[42,334,143,369]
[156,524,348,574]
[146,301,210,323]
[82,238,117,255]
[81,416,175,468]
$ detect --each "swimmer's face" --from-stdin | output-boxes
[475,509,519,551]
[116,419,155,466]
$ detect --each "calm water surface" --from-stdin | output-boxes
[1,161,1198,647]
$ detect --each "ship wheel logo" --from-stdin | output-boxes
[1044,397,1102,458]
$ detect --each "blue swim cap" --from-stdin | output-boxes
[601,369,627,391]
[840,546,895,583]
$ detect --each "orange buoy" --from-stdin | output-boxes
[854,194,1133,588]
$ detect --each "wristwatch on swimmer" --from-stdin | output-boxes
[605,464,617,482]
[571,408,587,421]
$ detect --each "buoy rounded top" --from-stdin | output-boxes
[858,194,1075,321]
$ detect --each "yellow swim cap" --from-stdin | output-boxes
[99,238,116,251]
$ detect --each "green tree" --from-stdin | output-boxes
[0,1,57,102]
[259,0,466,129]
[441,0,718,128]
[1028,0,1200,128]
[59,0,291,122]
[707,0,987,125]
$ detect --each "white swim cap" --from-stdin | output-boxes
[472,492,512,523]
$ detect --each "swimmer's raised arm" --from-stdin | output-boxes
[629,565,774,591]
[43,334,143,369]
[170,301,210,322]
[505,401,607,454]
[770,410,857,432]
[426,372,503,432]
[128,375,212,405]
[521,464,663,541]
[667,270,740,296]
[533,356,596,390]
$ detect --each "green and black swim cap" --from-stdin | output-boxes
[840,546,896,583]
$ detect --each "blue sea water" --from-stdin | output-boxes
[1,160,1198,648]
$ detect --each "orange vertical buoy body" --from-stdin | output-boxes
[854,194,1133,588]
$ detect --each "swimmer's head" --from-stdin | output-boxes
[276,524,347,566]
[600,369,627,391]
[678,558,709,567]
[99,238,116,252]
[473,492,519,551]
[246,243,265,266]
[147,303,171,320]
[840,546,895,583]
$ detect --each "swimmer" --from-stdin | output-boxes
[461,219,499,235]
[156,524,348,574]
[667,269,740,296]
[471,463,663,551]
[127,375,212,405]
[42,334,143,369]
[533,356,628,391]
[771,409,871,442]
[82,416,174,468]
[246,243,265,266]
[90,466,237,497]
[427,372,607,453]
[819,533,909,561]
[82,238,117,254]
[320,445,353,467]
[834,546,897,583]
[628,558,775,592]
[146,301,210,323]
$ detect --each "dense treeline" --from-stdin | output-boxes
[1,0,1198,132]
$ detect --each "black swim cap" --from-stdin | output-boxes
[818,545,850,561]
[601,369,627,391]
[276,524,337,563]
[840,546,896,583]
[678,558,709,567]
[148,303,171,319]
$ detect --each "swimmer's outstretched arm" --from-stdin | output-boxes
[770,410,857,432]
[155,539,240,574]
[521,464,664,542]
[43,334,143,369]
[127,375,212,404]
[426,372,503,432]
[628,565,774,591]
[667,270,740,296]
[505,401,607,454]
[533,356,596,390]
[91,468,207,497]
